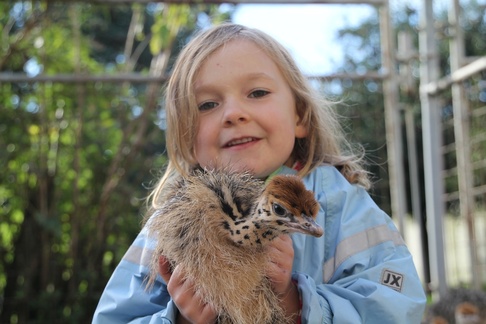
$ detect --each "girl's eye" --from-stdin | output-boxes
[249,89,269,98]
[198,101,218,111]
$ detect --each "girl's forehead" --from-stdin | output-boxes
[198,39,275,73]
[206,39,267,64]
[194,40,283,90]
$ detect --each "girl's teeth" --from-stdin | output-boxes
[229,138,253,146]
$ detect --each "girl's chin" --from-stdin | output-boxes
[198,155,285,178]
[225,164,275,179]
[199,161,269,178]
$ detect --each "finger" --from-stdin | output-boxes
[274,235,293,250]
[199,302,218,323]
[268,235,292,253]
[171,274,218,323]
[267,236,294,265]
[158,255,172,283]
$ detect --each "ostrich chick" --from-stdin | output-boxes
[146,169,323,324]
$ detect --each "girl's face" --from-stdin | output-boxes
[193,39,307,178]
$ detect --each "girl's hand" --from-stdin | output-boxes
[265,235,301,322]
[159,256,218,324]
[265,235,295,296]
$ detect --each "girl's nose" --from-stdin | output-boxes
[223,99,250,126]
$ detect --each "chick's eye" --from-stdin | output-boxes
[249,89,269,98]
[272,203,286,216]
[198,101,218,111]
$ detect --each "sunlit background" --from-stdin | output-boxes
[1,1,486,323]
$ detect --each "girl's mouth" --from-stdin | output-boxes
[224,137,257,148]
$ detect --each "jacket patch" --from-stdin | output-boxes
[381,269,404,292]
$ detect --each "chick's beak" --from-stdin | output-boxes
[288,214,323,237]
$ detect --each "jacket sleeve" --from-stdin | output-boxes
[92,228,178,324]
[292,166,426,323]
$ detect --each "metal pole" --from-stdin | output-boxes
[419,0,447,299]
[0,71,387,84]
[422,56,486,94]
[380,1,407,237]
[398,30,430,285]
[66,0,387,4]
[448,0,481,288]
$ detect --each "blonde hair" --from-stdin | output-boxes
[151,23,370,208]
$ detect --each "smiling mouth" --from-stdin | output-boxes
[224,137,257,148]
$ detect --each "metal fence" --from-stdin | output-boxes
[420,0,486,296]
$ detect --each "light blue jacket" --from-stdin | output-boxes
[93,165,426,323]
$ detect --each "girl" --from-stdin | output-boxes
[93,23,426,323]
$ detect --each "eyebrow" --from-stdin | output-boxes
[246,72,275,81]
[195,72,276,93]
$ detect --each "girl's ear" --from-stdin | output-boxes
[295,124,308,138]
[294,114,308,139]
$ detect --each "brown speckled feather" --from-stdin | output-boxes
[146,169,322,324]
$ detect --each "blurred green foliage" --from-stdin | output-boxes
[0,2,230,323]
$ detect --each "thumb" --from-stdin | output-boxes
[158,255,172,283]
